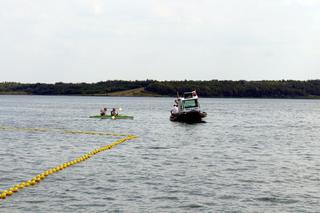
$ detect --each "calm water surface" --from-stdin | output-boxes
[0,95,320,212]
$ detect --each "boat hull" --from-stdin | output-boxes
[170,111,207,123]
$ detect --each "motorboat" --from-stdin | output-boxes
[89,114,134,119]
[170,91,207,123]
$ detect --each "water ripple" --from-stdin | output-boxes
[1,96,320,213]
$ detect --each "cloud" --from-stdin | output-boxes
[293,0,320,7]
[89,0,102,16]
[0,0,319,82]
[152,0,177,18]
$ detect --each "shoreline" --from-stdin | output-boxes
[1,80,320,99]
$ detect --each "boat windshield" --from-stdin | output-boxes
[183,99,198,108]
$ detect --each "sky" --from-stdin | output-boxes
[0,0,319,83]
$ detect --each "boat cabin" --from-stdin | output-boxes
[176,92,200,113]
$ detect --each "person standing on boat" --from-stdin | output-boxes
[100,107,107,116]
[171,105,179,115]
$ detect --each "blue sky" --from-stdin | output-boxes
[0,0,319,83]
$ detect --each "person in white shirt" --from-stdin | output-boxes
[171,105,179,115]
[100,107,107,116]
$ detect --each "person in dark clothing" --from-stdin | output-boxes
[100,107,107,116]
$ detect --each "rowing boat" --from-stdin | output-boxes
[89,115,134,119]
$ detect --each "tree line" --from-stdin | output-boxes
[145,80,320,98]
[0,80,153,95]
[1,80,320,98]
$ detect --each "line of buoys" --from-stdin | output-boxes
[0,126,48,133]
[0,135,137,200]
[0,126,128,137]
[63,130,128,137]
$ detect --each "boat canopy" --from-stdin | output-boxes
[176,92,200,113]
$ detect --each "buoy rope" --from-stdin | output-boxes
[0,126,128,137]
[0,134,137,200]
[0,127,137,200]
[63,130,128,137]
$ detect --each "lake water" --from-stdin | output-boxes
[0,95,320,212]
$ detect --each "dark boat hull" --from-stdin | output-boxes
[170,111,207,123]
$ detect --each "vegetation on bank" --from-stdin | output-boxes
[105,87,162,97]
[0,81,153,96]
[0,80,320,98]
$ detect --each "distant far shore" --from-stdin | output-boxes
[1,93,320,99]
[1,80,320,99]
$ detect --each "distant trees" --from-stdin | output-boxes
[145,80,320,98]
[0,80,320,98]
[0,80,154,95]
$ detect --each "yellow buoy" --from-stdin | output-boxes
[19,183,26,189]
[0,193,6,199]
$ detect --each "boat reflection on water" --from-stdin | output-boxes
[170,91,207,123]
